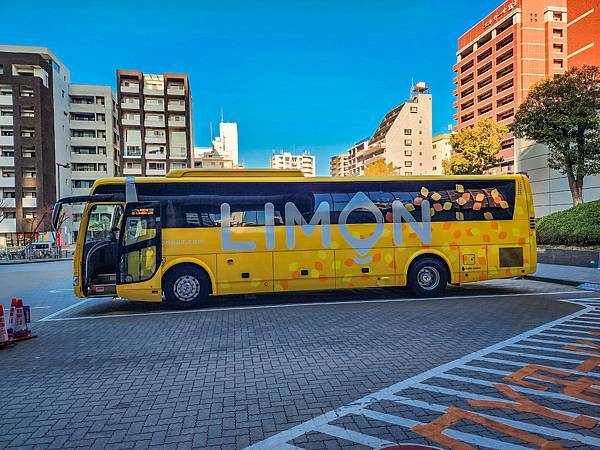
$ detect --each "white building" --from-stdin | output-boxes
[431,134,452,175]
[270,151,316,177]
[68,84,120,242]
[363,82,433,176]
[515,139,600,216]
[212,121,238,165]
[193,146,243,169]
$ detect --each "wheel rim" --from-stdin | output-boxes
[416,266,440,291]
[173,275,201,302]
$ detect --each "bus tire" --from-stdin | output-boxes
[163,265,211,308]
[407,256,448,297]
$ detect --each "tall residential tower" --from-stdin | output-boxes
[117,71,193,176]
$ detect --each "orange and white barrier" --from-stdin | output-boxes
[7,298,16,339]
[13,298,34,342]
[0,304,11,348]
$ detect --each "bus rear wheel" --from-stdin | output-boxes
[407,257,448,297]
[163,265,211,308]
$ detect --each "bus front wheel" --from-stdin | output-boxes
[163,265,211,308]
[407,257,448,297]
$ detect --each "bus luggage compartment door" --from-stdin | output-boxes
[216,252,273,295]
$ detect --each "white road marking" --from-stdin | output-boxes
[48,288,74,293]
[30,306,51,309]
[388,396,600,447]
[505,343,594,358]
[433,373,598,406]
[539,332,600,342]
[494,349,588,364]
[39,290,584,322]
[474,357,600,379]
[246,299,598,449]
[38,300,91,322]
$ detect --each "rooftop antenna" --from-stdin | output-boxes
[209,121,213,141]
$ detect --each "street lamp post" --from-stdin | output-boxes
[55,162,70,258]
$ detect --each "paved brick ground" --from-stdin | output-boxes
[0,262,597,449]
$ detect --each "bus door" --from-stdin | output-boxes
[116,202,163,302]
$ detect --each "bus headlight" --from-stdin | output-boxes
[73,276,78,286]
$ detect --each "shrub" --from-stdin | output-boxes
[536,200,600,247]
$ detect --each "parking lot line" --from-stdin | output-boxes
[246,298,599,449]
[38,290,585,322]
[38,299,90,322]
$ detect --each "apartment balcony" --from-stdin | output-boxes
[121,100,140,110]
[145,135,166,144]
[0,115,13,126]
[1,198,15,208]
[122,117,140,126]
[168,117,186,127]
[167,86,185,96]
[0,135,14,146]
[144,118,165,128]
[70,136,100,147]
[0,177,16,188]
[144,102,164,112]
[72,171,107,180]
[22,197,37,208]
[168,102,185,112]
[69,119,98,129]
[123,166,142,175]
[0,156,14,167]
[0,218,16,233]
[0,95,13,106]
[120,84,140,94]
[146,168,167,176]
[146,151,166,160]
[144,87,164,96]
[169,148,187,159]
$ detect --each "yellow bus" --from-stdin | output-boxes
[53,169,537,308]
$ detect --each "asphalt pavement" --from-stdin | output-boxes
[0,262,598,449]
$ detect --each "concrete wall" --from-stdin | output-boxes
[515,138,600,216]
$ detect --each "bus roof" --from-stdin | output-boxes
[91,169,524,192]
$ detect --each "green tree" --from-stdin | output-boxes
[442,118,507,175]
[364,159,398,176]
[514,65,600,206]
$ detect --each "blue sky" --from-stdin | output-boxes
[2,1,497,175]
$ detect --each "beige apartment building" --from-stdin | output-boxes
[330,153,349,176]
[270,151,316,177]
[68,84,120,241]
[117,71,193,176]
[431,134,452,175]
[362,82,433,176]
[347,139,369,176]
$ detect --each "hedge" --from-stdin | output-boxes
[536,200,600,247]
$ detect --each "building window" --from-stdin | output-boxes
[2,170,15,178]
[410,106,418,113]
[148,162,165,171]
[1,128,14,136]
[553,28,564,38]
[553,11,563,22]
[553,59,564,69]
[404,139,413,146]
[20,128,35,138]
[405,150,412,157]
[553,44,564,54]
[22,169,36,178]
[405,161,412,167]
[3,190,15,198]
[0,64,3,75]
[4,211,16,219]
[20,86,34,97]
[404,172,412,176]
[22,147,35,158]
[20,107,34,118]
[404,129,412,135]
[72,180,94,189]
[1,149,14,157]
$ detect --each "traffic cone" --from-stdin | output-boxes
[0,305,14,349]
[7,298,16,339]
[13,298,34,342]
